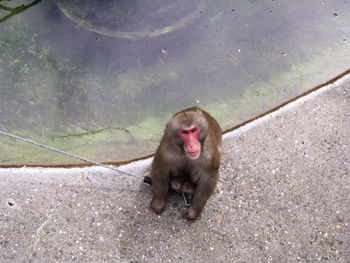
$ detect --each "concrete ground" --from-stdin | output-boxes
[1,76,349,262]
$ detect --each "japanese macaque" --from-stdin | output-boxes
[151,107,222,220]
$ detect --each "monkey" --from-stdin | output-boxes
[151,107,222,220]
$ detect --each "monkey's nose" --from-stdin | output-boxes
[189,137,195,147]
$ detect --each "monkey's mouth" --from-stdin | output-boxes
[187,150,200,159]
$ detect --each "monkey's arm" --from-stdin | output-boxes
[150,155,171,214]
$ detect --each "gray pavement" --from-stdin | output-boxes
[1,76,349,262]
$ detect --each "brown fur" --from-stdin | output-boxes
[151,107,222,220]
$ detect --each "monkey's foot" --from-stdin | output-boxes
[185,207,200,220]
[151,198,166,214]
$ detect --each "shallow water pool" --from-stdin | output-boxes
[1,0,350,165]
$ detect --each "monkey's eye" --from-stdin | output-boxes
[181,130,189,135]
[191,128,198,133]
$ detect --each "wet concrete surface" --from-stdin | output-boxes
[0,76,349,262]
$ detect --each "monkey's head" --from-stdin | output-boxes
[166,108,208,160]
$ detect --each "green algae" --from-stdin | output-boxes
[0,0,42,23]
[51,126,131,140]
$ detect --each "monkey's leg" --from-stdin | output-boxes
[186,171,218,220]
[151,168,170,214]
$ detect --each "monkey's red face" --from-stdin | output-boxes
[179,126,201,159]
